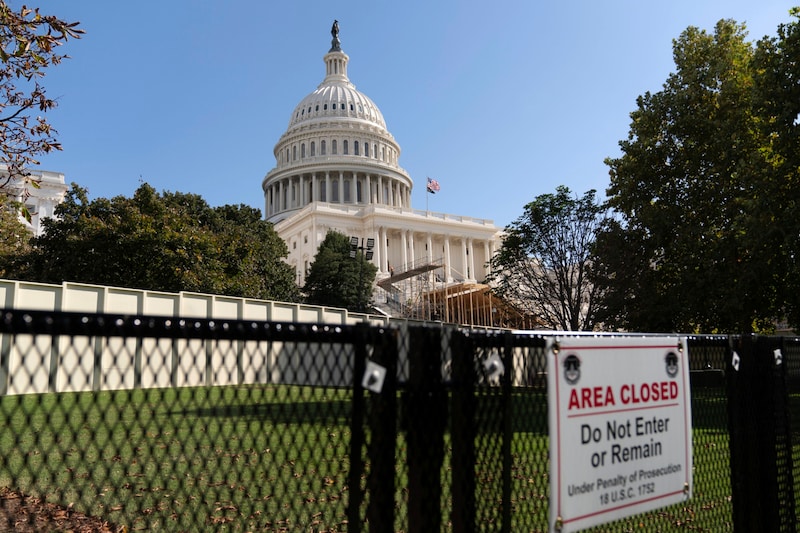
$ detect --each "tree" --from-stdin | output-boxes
[0,4,82,219]
[750,8,800,329]
[6,183,301,302]
[487,186,607,331]
[303,231,377,312]
[597,16,800,333]
[0,194,29,276]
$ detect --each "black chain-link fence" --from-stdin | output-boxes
[0,309,796,531]
[0,310,396,532]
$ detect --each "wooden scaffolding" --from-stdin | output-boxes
[376,259,538,329]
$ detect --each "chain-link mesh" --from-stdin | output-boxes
[1,311,797,532]
[786,337,800,527]
[0,310,382,532]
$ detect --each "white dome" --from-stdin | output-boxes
[262,26,412,225]
[286,50,387,132]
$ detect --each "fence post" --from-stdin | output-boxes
[406,325,447,532]
[451,329,476,532]
[366,326,398,530]
[727,335,796,532]
[347,326,369,533]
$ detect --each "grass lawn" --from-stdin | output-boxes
[0,385,355,531]
[0,384,739,532]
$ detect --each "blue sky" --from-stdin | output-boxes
[33,0,796,228]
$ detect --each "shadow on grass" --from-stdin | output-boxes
[171,400,354,425]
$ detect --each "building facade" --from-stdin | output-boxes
[2,166,68,236]
[261,24,502,316]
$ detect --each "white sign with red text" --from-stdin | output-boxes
[547,336,693,532]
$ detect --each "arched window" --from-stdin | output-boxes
[343,140,349,154]
[364,143,369,157]
[321,140,326,155]
[301,143,306,158]
[293,146,297,160]
[286,148,289,162]
[373,144,378,158]
[310,142,316,156]
[381,147,385,160]
[354,141,359,156]
[332,140,337,154]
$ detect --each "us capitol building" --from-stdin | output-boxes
[261,23,530,326]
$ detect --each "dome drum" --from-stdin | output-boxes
[263,168,413,223]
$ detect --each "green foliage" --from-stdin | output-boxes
[488,186,607,331]
[0,195,30,277]
[6,183,300,302]
[598,14,800,333]
[303,231,377,312]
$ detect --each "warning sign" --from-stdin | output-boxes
[547,336,693,532]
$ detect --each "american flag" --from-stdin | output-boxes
[426,177,441,194]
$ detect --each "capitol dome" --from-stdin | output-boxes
[287,63,387,132]
[262,24,412,224]
[260,22,500,316]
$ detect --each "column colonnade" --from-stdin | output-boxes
[264,170,412,219]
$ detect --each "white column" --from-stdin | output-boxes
[297,174,306,207]
[380,226,388,273]
[374,225,382,273]
[366,174,372,203]
[444,236,452,282]
[401,231,408,270]
[408,231,415,266]
[468,239,475,281]
[338,171,344,204]
[278,181,284,212]
[311,172,317,202]
[461,239,468,281]
[270,186,276,216]
[427,234,433,262]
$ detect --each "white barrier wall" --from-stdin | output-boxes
[0,279,391,395]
